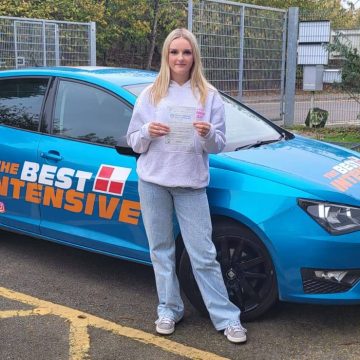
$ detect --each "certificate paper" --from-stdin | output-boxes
[165,106,196,147]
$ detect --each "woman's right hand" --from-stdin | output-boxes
[148,122,170,137]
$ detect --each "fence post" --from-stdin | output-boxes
[188,0,193,31]
[55,24,60,66]
[279,11,287,121]
[238,5,245,101]
[284,7,298,127]
[42,21,47,66]
[13,21,18,69]
[89,22,96,66]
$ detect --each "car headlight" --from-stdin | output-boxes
[298,199,360,235]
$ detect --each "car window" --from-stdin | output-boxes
[222,96,280,152]
[0,77,49,131]
[123,83,152,96]
[53,80,132,146]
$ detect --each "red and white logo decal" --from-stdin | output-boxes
[0,202,5,213]
[93,165,131,196]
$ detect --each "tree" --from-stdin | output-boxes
[327,34,360,105]
[147,0,187,68]
[146,0,160,69]
[244,0,357,28]
[97,0,186,69]
[0,0,105,24]
[1,0,359,69]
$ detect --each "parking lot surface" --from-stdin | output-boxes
[1,230,360,360]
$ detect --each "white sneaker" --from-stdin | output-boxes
[224,321,247,343]
[155,317,175,335]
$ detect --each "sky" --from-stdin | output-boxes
[341,0,360,9]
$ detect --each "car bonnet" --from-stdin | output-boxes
[215,135,360,204]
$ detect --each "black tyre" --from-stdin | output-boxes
[178,218,278,321]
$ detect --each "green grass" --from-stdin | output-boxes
[285,125,360,143]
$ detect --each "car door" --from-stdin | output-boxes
[38,78,150,263]
[0,76,50,234]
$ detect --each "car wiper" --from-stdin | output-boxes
[235,133,286,151]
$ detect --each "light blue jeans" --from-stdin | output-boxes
[138,179,241,330]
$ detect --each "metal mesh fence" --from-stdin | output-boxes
[295,10,360,126]
[190,0,287,121]
[0,16,96,69]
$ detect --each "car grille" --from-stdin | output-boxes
[301,268,360,294]
[302,278,352,294]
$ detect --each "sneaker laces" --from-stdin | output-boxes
[228,321,247,333]
[155,317,174,325]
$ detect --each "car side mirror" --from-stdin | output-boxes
[115,146,140,159]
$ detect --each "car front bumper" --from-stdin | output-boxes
[260,204,360,304]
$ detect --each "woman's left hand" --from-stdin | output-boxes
[193,121,211,137]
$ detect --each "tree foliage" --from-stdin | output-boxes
[245,0,357,28]
[0,0,105,24]
[327,34,360,104]
[0,0,359,68]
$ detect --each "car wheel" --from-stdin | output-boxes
[178,218,278,321]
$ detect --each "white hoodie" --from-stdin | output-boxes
[126,80,226,188]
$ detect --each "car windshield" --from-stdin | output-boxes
[123,83,282,152]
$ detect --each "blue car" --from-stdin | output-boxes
[0,67,359,320]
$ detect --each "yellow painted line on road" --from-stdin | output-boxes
[0,286,230,360]
[0,308,50,318]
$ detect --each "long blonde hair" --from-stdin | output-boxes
[150,28,213,106]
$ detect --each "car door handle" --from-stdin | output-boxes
[40,150,63,162]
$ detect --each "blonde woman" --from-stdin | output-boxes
[127,28,247,343]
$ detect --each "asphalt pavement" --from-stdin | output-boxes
[1,230,360,360]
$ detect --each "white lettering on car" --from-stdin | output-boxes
[20,161,92,191]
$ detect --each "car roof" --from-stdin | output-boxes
[0,66,157,87]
